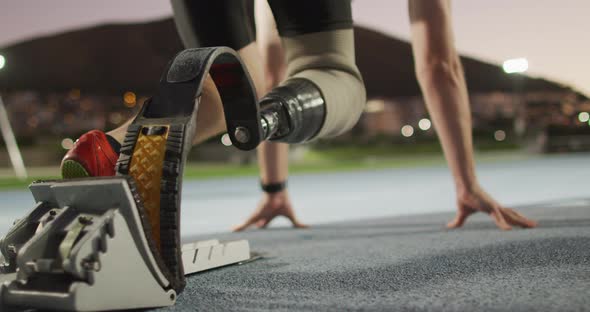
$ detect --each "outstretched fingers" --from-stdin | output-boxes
[256,218,270,229]
[232,214,260,232]
[490,205,512,230]
[284,210,308,229]
[232,198,308,231]
[446,207,473,229]
[501,207,538,228]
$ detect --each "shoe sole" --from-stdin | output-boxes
[61,159,90,178]
[114,47,260,293]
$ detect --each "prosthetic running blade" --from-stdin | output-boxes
[114,46,262,291]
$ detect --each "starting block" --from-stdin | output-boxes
[0,178,251,311]
[0,46,277,311]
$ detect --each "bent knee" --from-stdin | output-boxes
[281,29,366,138]
[294,70,366,138]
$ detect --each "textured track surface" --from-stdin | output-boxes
[1,155,589,311]
[163,200,590,312]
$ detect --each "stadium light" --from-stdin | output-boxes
[0,54,5,70]
[503,58,528,74]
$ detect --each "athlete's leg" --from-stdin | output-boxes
[263,0,366,143]
[172,0,266,145]
[171,0,266,145]
[109,0,265,146]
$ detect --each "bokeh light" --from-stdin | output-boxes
[64,113,75,125]
[578,112,589,123]
[80,99,92,111]
[61,138,74,150]
[123,91,137,107]
[0,54,5,70]
[69,88,81,100]
[221,133,232,146]
[365,99,385,113]
[494,130,506,141]
[561,103,575,116]
[109,112,123,124]
[401,125,414,137]
[503,58,528,74]
[27,116,39,129]
[418,118,431,131]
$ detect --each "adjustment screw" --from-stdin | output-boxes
[234,127,250,144]
[7,245,16,255]
[82,259,101,271]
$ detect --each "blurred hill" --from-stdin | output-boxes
[0,18,581,97]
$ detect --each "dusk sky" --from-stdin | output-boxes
[0,0,588,95]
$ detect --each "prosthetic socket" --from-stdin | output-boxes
[259,78,326,143]
[257,29,366,144]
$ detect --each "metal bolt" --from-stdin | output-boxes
[7,245,16,255]
[82,259,101,271]
[234,127,250,144]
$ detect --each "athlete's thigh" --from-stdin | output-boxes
[267,0,352,37]
[171,0,256,50]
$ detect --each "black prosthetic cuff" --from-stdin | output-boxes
[259,78,326,143]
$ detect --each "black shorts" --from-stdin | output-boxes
[171,0,353,50]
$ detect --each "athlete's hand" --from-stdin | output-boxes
[448,185,538,230]
[232,190,307,232]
